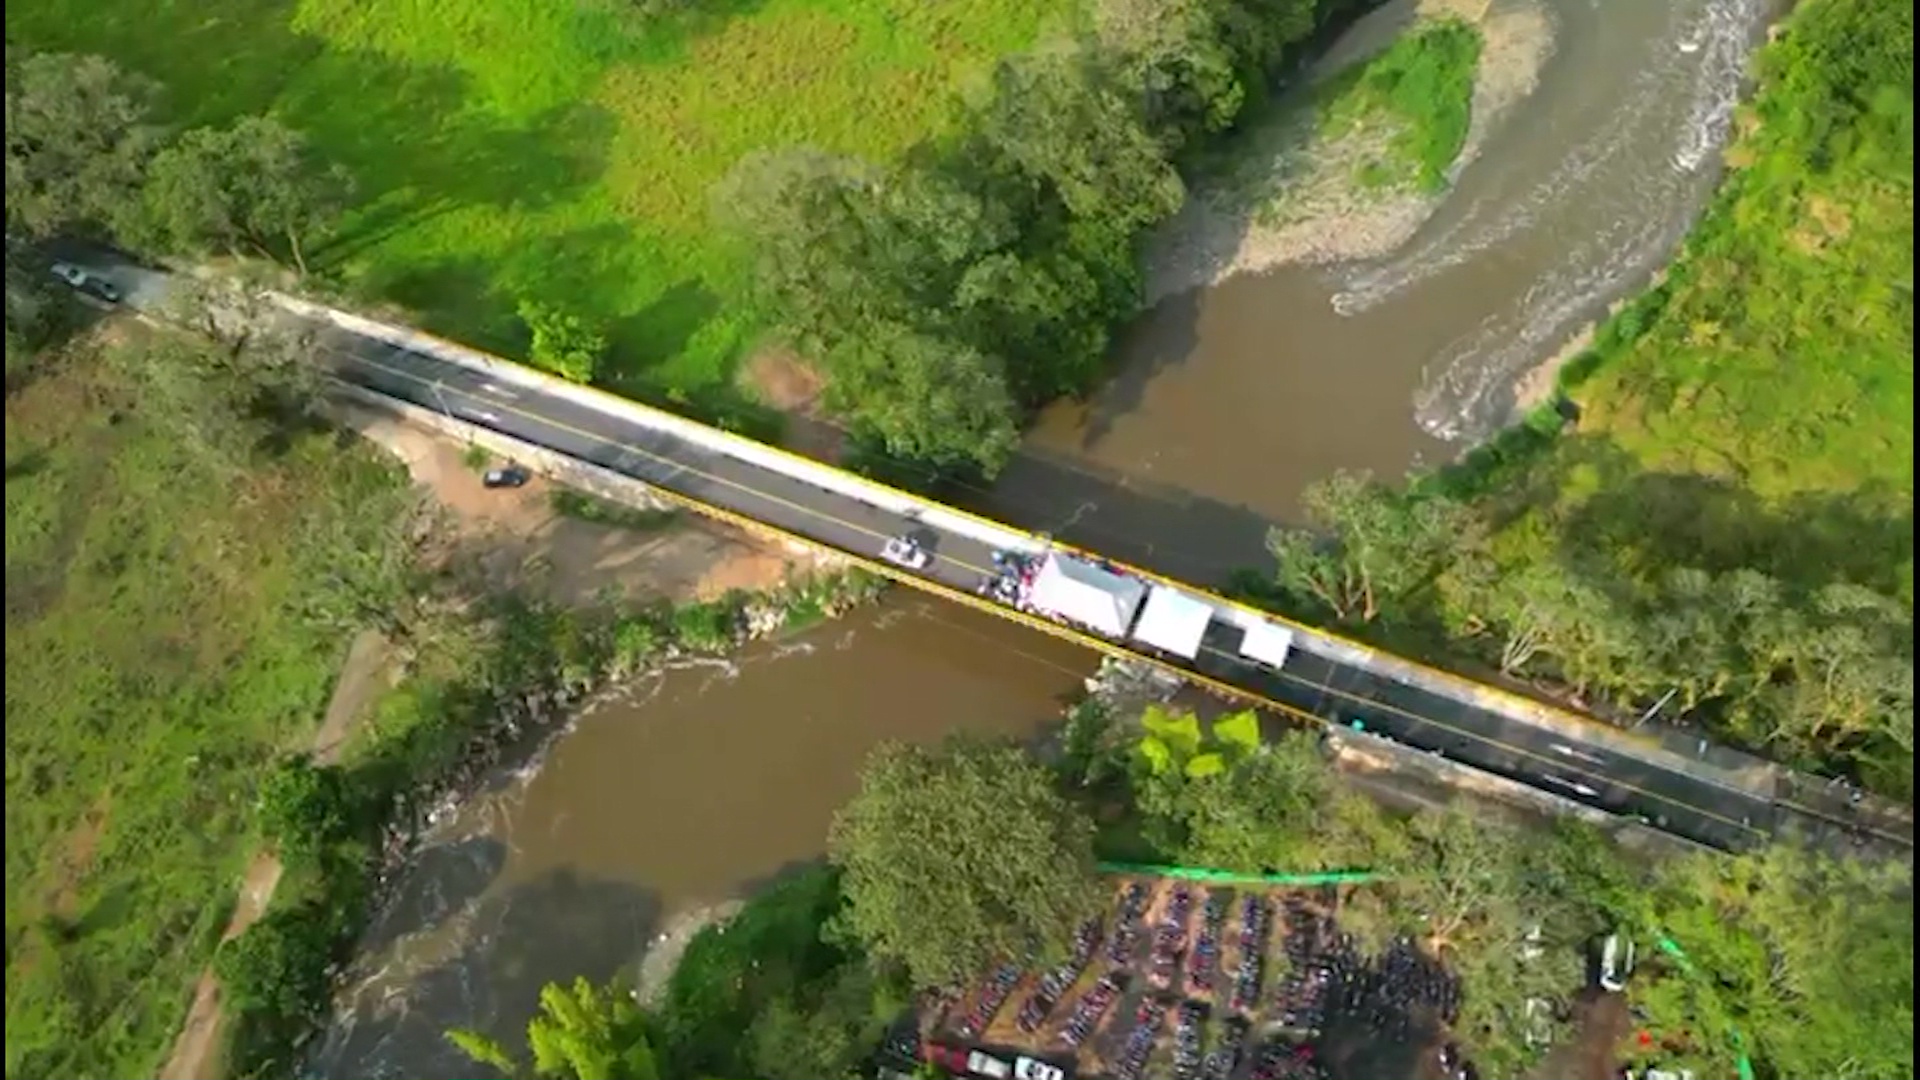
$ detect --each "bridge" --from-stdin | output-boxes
[52,243,1914,859]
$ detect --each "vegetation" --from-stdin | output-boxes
[520,299,610,384]
[3,326,415,1079]
[6,0,1076,409]
[451,864,903,1080]
[1254,0,1915,793]
[549,488,680,531]
[1313,16,1481,192]
[449,976,662,1080]
[488,712,1913,1080]
[720,0,1365,476]
[826,737,1105,988]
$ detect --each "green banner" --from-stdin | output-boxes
[1096,861,1382,886]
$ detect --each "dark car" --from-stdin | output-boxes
[483,463,531,488]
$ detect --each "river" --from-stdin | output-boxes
[312,0,1772,1073]
[308,597,1095,1078]
[978,0,1772,583]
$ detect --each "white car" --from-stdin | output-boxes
[49,261,121,303]
[880,535,930,570]
[1599,932,1636,991]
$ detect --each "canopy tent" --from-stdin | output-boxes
[1237,619,1295,669]
[1130,586,1214,660]
[1027,553,1147,638]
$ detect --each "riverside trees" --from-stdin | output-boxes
[826,738,1105,988]
[4,52,350,276]
[1260,469,1915,796]
[720,0,1338,478]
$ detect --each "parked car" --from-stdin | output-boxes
[483,463,531,488]
[1599,932,1636,992]
[49,261,121,303]
[881,534,931,570]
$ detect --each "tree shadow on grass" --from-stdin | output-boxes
[606,279,722,372]
[1555,440,1913,599]
[310,867,660,1080]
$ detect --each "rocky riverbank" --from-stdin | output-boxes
[1146,0,1554,301]
[364,570,887,906]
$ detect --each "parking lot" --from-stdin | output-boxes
[915,877,1475,1080]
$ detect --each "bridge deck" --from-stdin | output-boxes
[62,240,1908,858]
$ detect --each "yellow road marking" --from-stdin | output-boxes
[338,348,1775,839]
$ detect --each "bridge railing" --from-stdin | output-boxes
[266,290,1797,810]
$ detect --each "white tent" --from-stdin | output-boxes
[1027,553,1146,638]
[1237,619,1295,669]
[1130,586,1214,660]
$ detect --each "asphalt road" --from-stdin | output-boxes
[38,241,1910,858]
[320,326,1787,852]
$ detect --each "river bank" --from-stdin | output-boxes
[199,409,890,1079]
[1145,0,1554,302]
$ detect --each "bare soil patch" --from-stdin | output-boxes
[345,406,812,605]
[159,410,812,1079]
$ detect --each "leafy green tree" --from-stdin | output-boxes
[1635,845,1913,1080]
[825,321,1019,475]
[1268,470,1478,624]
[139,114,351,273]
[4,52,160,240]
[827,738,1103,987]
[256,754,362,867]
[520,299,609,384]
[448,977,661,1080]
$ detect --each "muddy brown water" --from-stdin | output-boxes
[976,0,1773,583]
[312,1,1776,1074]
[308,596,1094,1079]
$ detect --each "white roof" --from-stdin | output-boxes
[1028,553,1146,638]
[1238,619,1295,669]
[1131,586,1214,659]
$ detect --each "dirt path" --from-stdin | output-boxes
[157,629,395,1080]
[157,411,809,1078]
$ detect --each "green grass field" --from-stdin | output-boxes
[6,0,1074,398]
[3,332,412,1079]
[1316,17,1481,193]
[1533,0,1913,599]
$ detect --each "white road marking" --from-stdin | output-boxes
[1551,742,1607,765]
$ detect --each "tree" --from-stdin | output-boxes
[1267,470,1478,624]
[519,300,609,384]
[827,738,1103,987]
[139,114,351,273]
[4,52,160,240]
[1635,846,1914,1080]
[448,977,661,1080]
[824,321,1019,475]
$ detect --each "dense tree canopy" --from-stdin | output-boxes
[827,738,1104,987]
[719,0,1344,477]
[1634,846,1913,1080]
[139,114,351,275]
[4,51,160,240]
[1261,467,1914,794]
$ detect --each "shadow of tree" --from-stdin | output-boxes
[1074,285,1204,451]
[1555,439,1913,599]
